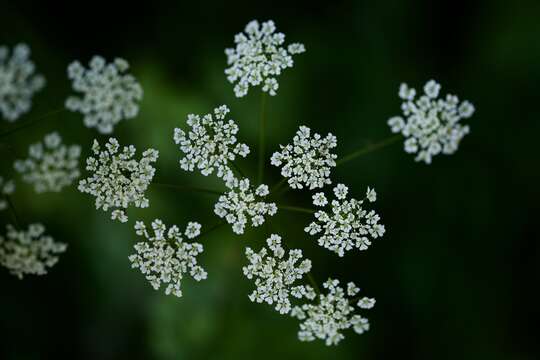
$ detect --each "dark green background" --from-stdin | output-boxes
[1,0,539,359]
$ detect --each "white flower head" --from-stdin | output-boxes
[14,132,81,193]
[0,43,45,121]
[271,126,337,190]
[225,20,305,97]
[174,105,250,181]
[304,184,385,257]
[388,79,475,164]
[214,177,277,234]
[0,223,67,279]
[78,138,158,223]
[0,176,15,211]
[129,219,207,297]
[65,56,143,134]
[243,234,315,314]
[290,278,373,346]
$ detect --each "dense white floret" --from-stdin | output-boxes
[129,219,207,297]
[225,20,305,97]
[271,126,337,190]
[66,56,143,134]
[243,234,315,314]
[0,43,45,121]
[388,80,475,164]
[14,132,81,193]
[78,138,158,222]
[0,223,67,279]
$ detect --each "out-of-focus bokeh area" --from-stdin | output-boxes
[1,0,539,359]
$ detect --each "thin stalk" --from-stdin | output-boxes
[307,272,321,295]
[336,134,401,167]
[151,182,223,195]
[230,160,246,179]
[257,92,267,184]
[199,221,226,238]
[6,195,21,228]
[0,108,65,139]
[277,205,315,214]
[269,177,287,195]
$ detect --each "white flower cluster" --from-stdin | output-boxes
[271,126,337,190]
[65,56,143,134]
[78,138,158,223]
[387,80,475,164]
[0,223,67,279]
[305,184,385,257]
[225,20,305,97]
[243,234,315,314]
[14,132,81,193]
[214,178,277,234]
[129,219,207,297]
[0,176,15,211]
[290,279,373,346]
[0,43,45,121]
[174,105,249,183]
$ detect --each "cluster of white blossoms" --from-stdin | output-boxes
[0,43,45,121]
[129,219,207,297]
[305,184,385,257]
[0,223,67,279]
[174,105,249,183]
[387,80,475,164]
[13,132,81,193]
[290,279,374,346]
[65,56,143,134]
[271,126,337,190]
[0,176,15,211]
[214,178,277,234]
[225,20,305,97]
[78,138,158,223]
[243,234,315,314]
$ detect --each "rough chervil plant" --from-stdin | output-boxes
[2,19,479,348]
[271,125,337,190]
[305,184,385,257]
[0,223,67,279]
[387,79,475,164]
[290,279,373,346]
[65,56,143,134]
[243,234,315,314]
[214,178,277,234]
[174,105,250,183]
[129,219,207,297]
[78,138,158,223]
[0,43,45,121]
[225,20,305,97]
[13,132,81,193]
[0,176,15,211]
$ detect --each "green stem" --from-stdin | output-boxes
[307,272,321,295]
[6,195,21,228]
[199,221,226,238]
[230,160,246,179]
[277,205,315,214]
[270,177,287,195]
[257,92,267,184]
[151,182,223,195]
[336,134,401,167]
[0,108,65,139]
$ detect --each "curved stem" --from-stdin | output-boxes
[257,92,267,184]
[337,134,401,167]
[0,108,65,139]
[151,182,223,195]
[277,205,315,214]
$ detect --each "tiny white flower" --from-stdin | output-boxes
[0,176,15,211]
[271,126,337,190]
[14,132,81,193]
[312,192,328,207]
[357,297,376,309]
[0,223,67,279]
[78,138,158,222]
[225,20,305,97]
[185,221,202,239]
[333,183,348,200]
[0,43,45,121]
[65,56,143,134]
[129,219,207,297]
[366,187,377,202]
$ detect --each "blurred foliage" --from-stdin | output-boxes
[0,0,539,359]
